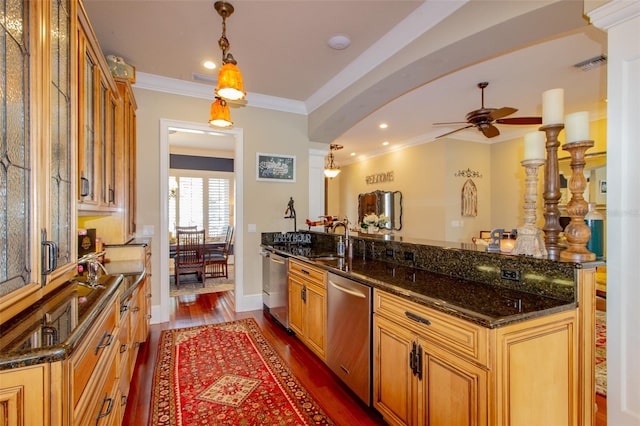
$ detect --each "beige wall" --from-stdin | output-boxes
[331,119,607,244]
[331,139,492,242]
[133,88,310,305]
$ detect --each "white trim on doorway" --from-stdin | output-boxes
[154,119,244,323]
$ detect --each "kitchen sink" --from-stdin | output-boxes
[306,254,341,261]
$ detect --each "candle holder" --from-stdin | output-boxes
[540,123,564,260]
[512,159,547,258]
[560,140,596,262]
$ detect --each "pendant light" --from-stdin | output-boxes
[324,144,343,178]
[209,97,233,128]
[214,1,245,102]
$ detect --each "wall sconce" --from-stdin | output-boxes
[324,144,343,178]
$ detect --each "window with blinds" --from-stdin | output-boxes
[169,173,231,239]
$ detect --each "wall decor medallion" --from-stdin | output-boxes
[256,153,296,182]
[454,168,483,178]
[461,179,478,217]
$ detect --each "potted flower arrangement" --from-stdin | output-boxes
[360,213,389,233]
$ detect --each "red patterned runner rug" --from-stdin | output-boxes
[149,318,334,425]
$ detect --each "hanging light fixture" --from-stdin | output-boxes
[324,144,343,178]
[208,97,233,128]
[214,1,245,102]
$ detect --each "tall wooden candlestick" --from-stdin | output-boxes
[512,159,547,258]
[560,140,596,262]
[540,124,564,260]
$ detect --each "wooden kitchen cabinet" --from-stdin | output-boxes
[77,3,120,213]
[0,364,51,426]
[0,0,77,319]
[373,289,577,426]
[68,290,120,425]
[115,78,138,240]
[288,259,327,360]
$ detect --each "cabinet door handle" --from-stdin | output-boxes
[80,176,90,197]
[94,332,113,354]
[301,285,307,303]
[41,239,58,275]
[120,343,128,353]
[108,187,115,204]
[416,344,423,380]
[132,306,140,313]
[121,394,128,407]
[409,341,416,375]
[96,396,114,420]
[300,268,310,275]
[405,311,431,326]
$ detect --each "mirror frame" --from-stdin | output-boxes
[358,190,403,230]
[558,151,606,212]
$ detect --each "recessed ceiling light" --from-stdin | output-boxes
[203,60,216,70]
[350,152,356,156]
[379,123,388,129]
[327,34,351,50]
[382,141,389,146]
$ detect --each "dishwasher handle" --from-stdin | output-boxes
[329,279,367,299]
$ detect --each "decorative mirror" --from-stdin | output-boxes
[558,151,606,210]
[358,190,403,230]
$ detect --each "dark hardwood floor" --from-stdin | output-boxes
[122,291,386,425]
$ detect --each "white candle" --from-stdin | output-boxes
[523,131,546,160]
[542,88,564,125]
[565,111,590,143]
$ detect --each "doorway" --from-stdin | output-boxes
[157,119,244,324]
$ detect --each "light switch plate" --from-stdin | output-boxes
[248,224,256,232]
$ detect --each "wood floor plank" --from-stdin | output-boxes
[122,291,386,425]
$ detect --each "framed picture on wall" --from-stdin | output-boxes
[256,153,296,182]
[599,180,607,194]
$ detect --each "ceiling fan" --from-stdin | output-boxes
[433,82,542,139]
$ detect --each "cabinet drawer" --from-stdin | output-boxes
[289,259,326,287]
[374,289,489,366]
[71,295,119,407]
[77,347,119,426]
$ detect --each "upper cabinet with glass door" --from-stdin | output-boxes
[77,4,120,213]
[1,0,78,318]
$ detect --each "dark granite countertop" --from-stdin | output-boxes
[263,244,575,328]
[0,267,145,371]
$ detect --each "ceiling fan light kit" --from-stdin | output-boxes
[434,81,542,139]
[210,1,245,128]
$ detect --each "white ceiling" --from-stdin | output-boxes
[83,0,607,164]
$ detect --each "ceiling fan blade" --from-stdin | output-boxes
[433,121,469,126]
[489,107,517,120]
[435,125,474,138]
[480,124,500,138]
[496,116,543,125]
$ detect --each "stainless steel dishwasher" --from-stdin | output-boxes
[326,272,372,405]
[261,250,289,330]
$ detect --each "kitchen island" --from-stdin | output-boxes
[262,230,599,425]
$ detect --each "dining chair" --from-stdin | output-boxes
[205,226,234,279]
[174,229,206,288]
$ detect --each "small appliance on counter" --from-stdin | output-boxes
[77,228,96,257]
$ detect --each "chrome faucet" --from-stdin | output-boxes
[78,252,108,286]
[332,218,351,258]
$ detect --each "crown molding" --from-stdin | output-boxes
[588,0,640,30]
[134,72,308,115]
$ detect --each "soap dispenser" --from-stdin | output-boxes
[337,236,345,256]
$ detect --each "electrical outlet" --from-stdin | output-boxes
[501,269,521,282]
[385,248,394,257]
[404,251,415,262]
